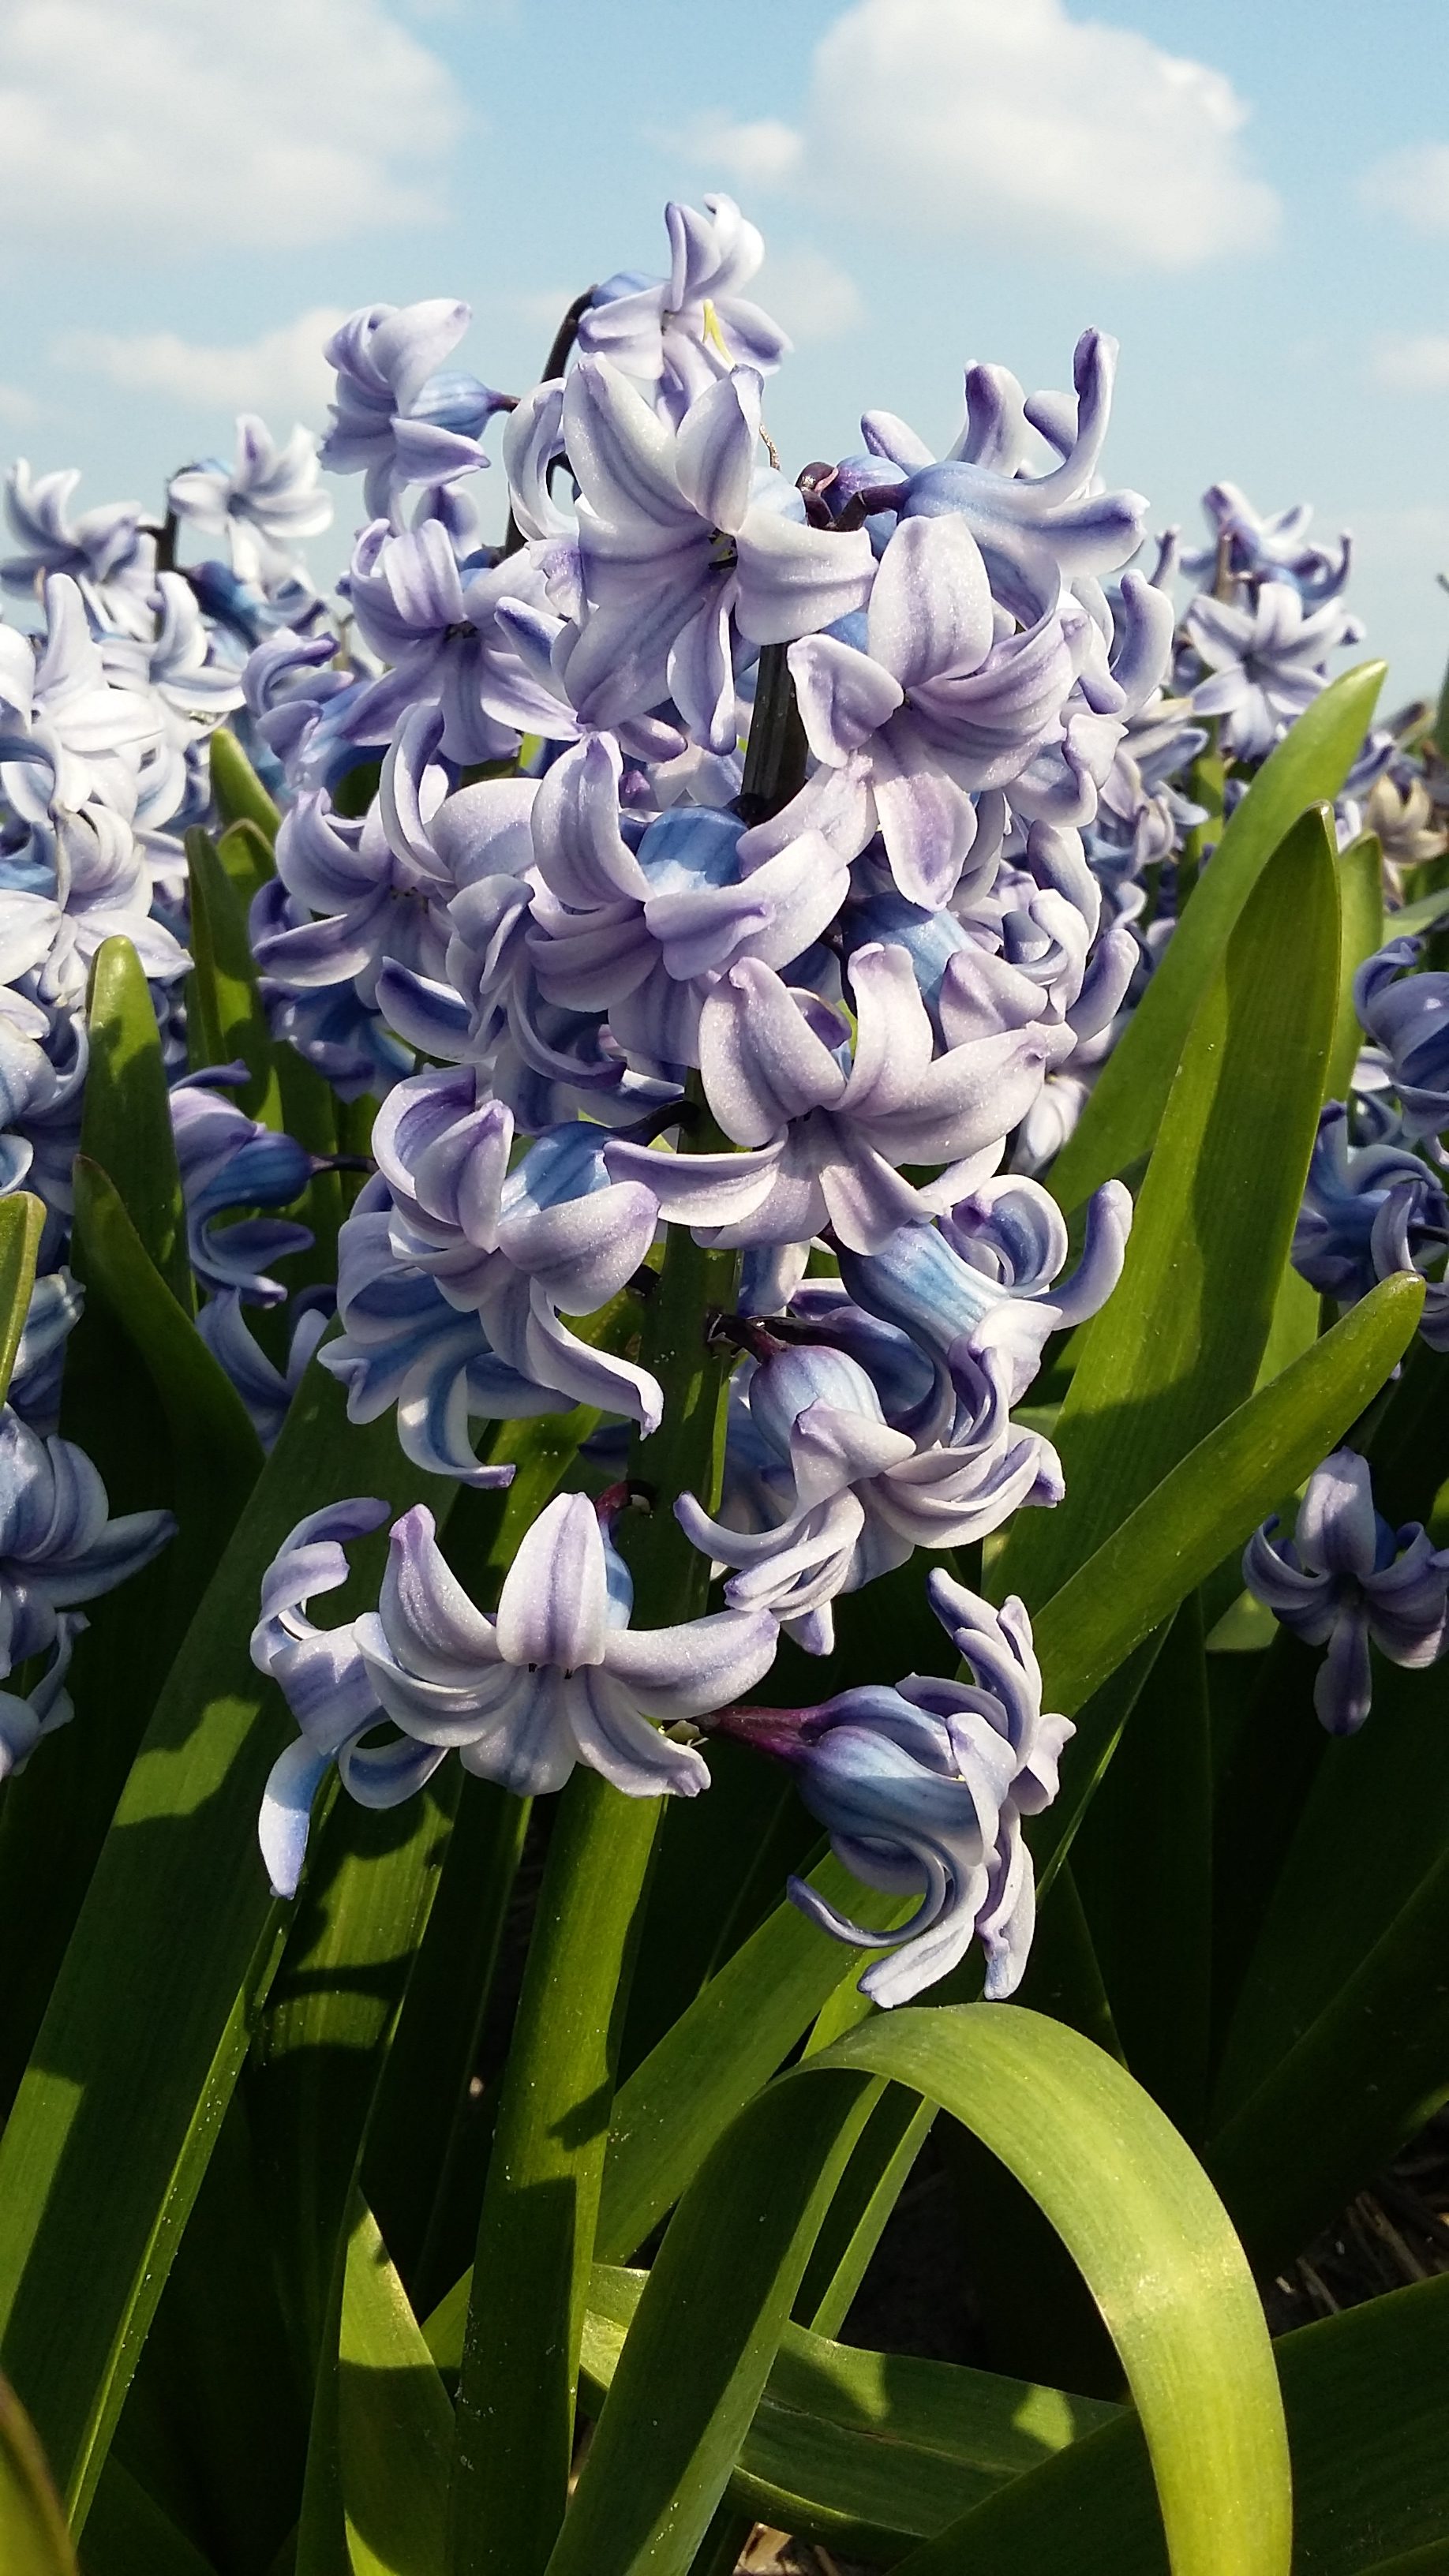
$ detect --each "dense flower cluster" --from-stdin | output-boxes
[2,188,1443,1998]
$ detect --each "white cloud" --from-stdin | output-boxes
[1372,332,1449,394]
[689,0,1279,273]
[0,386,40,425]
[0,0,462,254]
[52,309,349,422]
[681,117,804,190]
[755,248,863,343]
[1359,142,1449,235]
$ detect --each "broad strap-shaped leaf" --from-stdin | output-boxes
[0,1361,459,2529]
[1214,1649,1449,2125]
[1048,662,1384,1212]
[185,825,283,1125]
[1029,1271,1424,1874]
[250,1779,461,2382]
[0,1195,43,1410]
[571,2261,1118,2567]
[338,2199,451,2576]
[81,936,191,1312]
[1205,1819,1449,2278]
[1328,830,1384,1101]
[446,1222,739,2576]
[550,2009,1290,2576]
[209,725,281,844]
[1001,803,1342,1610]
[582,1280,1419,2288]
[0,2371,77,2574]
[893,2272,1449,2576]
[70,1155,263,1553]
[596,1860,910,2268]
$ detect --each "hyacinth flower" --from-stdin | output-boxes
[510,358,876,747]
[607,945,1073,1256]
[0,461,155,634]
[0,1404,175,1780]
[253,1490,779,1892]
[578,193,789,417]
[339,519,572,766]
[1353,938,1449,1144]
[8,1265,84,1432]
[320,1069,664,1467]
[1243,1448,1449,1733]
[837,1169,1133,1406]
[787,522,1173,908]
[320,298,514,522]
[197,1290,335,1451]
[676,1335,1060,1653]
[1178,481,1351,605]
[712,1574,1070,2005]
[251,1498,445,1898]
[1184,580,1362,762]
[316,1181,552,1484]
[168,1067,316,1305]
[1292,1102,1449,1346]
[167,417,333,589]
[525,732,850,1070]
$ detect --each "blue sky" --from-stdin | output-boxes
[5,0,1449,695]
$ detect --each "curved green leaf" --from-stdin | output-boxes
[209,726,280,844]
[80,936,190,1311]
[0,1360,459,2529]
[1029,1272,1424,1878]
[551,2009,1289,2576]
[338,2199,451,2576]
[1048,663,1385,1213]
[894,2271,1449,2576]
[1001,803,1342,1610]
[0,2371,77,2574]
[447,1221,737,2576]
[1329,832,1384,1101]
[0,1194,43,1409]
[184,826,283,1124]
[571,2261,1118,2567]
[71,1155,263,1549]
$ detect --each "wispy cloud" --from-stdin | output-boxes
[1359,143,1449,235]
[0,0,462,255]
[1372,332,1449,394]
[53,309,348,421]
[682,0,1279,274]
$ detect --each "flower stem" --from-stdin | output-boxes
[446,1204,736,2576]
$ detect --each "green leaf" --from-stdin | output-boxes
[210,726,281,844]
[894,2271,1449,2576]
[572,2262,1118,2567]
[1205,1815,1449,2276]
[250,1780,461,2378]
[70,1155,264,1559]
[216,817,276,915]
[447,1217,739,2576]
[596,1859,910,2268]
[1329,831,1384,1100]
[338,2198,451,2576]
[1071,1597,1212,2140]
[1029,1273,1424,1861]
[1000,803,1342,1610]
[553,2009,1289,2576]
[0,2371,77,2574]
[0,1360,459,2531]
[1213,1650,1449,2125]
[184,825,283,1123]
[80,936,191,1312]
[1047,663,1386,1213]
[84,2458,219,2576]
[0,1195,43,1408]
